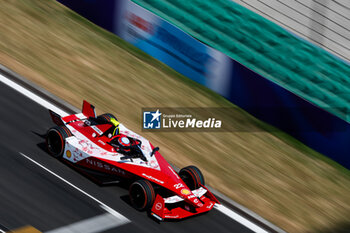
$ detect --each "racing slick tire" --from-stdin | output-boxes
[179,166,205,190]
[129,179,155,211]
[46,126,72,158]
[97,113,117,122]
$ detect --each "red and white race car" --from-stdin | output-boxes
[46,101,219,221]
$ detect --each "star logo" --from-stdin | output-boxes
[143,109,162,129]
[150,109,162,122]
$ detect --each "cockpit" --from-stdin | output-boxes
[109,134,147,161]
[84,116,159,162]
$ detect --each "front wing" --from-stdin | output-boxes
[150,185,219,221]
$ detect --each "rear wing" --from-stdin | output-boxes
[82,100,96,118]
[49,100,96,125]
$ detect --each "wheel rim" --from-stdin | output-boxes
[130,183,146,210]
[180,172,195,190]
[47,130,63,156]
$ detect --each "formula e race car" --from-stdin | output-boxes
[46,101,219,221]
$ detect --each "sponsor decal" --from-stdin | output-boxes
[164,195,184,204]
[128,13,154,34]
[149,160,159,169]
[79,140,89,152]
[85,159,126,175]
[98,139,106,145]
[164,215,179,219]
[91,125,103,135]
[143,110,161,129]
[174,183,185,190]
[188,194,196,199]
[181,188,191,195]
[66,150,71,158]
[206,203,214,209]
[155,202,162,211]
[142,173,164,184]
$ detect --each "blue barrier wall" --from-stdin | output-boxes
[58,0,117,32]
[230,61,350,168]
[58,0,232,97]
[57,0,350,169]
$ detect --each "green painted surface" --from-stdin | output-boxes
[132,0,350,122]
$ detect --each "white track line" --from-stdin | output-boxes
[46,213,127,233]
[214,204,269,233]
[20,153,130,226]
[1,72,270,232]
[0,229,5,233]
[0,74,68,116]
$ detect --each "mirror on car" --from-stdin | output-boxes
[150,147,159,156]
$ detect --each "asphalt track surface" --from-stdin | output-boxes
[0,80,255,233]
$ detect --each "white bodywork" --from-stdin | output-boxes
[62,114,160,170]
[164,187,208,204]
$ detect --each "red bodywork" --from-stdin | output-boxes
[50,101,219,220]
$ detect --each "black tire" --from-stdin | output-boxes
[97,113,117,122]
[46,126,72,158]
[129,180,155,211]
[179,165,205,190]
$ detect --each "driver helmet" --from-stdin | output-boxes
[110,117,120,136]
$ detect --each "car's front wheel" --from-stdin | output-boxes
[129,179,155,211]
[46,126,72,158]
[179,165,205,190]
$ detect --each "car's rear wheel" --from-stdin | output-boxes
[97,113,117,122]
[46,126,72,158]
[129,179,155,211]
[179,165,205,190]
